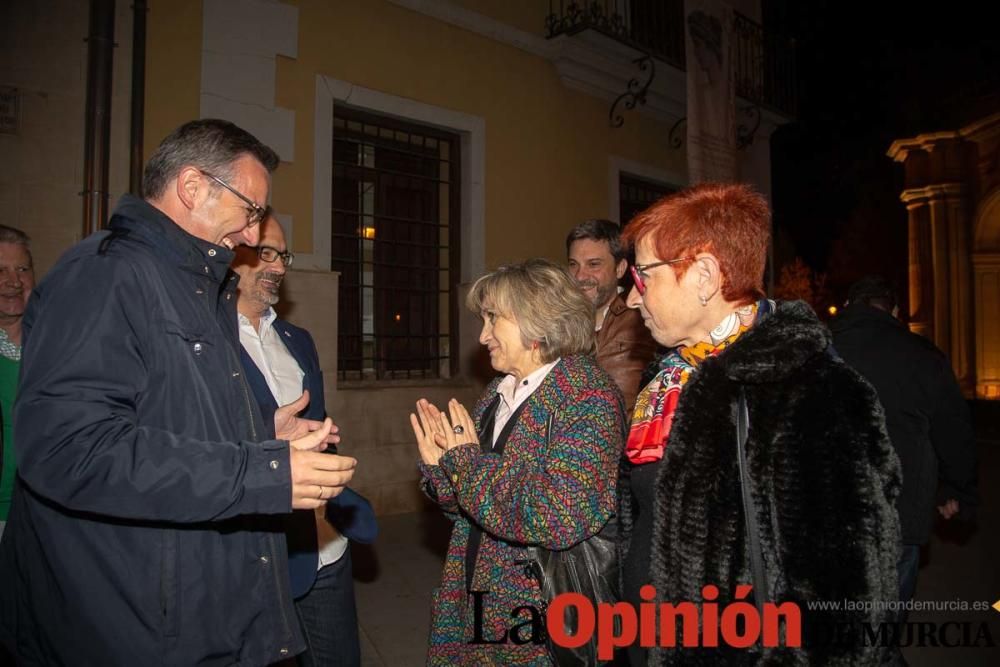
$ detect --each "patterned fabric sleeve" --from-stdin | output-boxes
[418,462,460,517]
[437,386,622,550]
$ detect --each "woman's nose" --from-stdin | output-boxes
[625,284,642,308]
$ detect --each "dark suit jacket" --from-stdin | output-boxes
[240,317,376,599]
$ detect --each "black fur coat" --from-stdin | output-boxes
[620,300,902,666]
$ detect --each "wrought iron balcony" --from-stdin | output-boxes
[545,0,797,117]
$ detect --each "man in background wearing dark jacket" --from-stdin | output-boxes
[0,119,357,666]
[830,276,978,616]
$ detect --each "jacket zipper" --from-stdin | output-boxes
[230,334,298,651]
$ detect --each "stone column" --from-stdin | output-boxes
[901,190,934,339]
[972,253,1000,399]
[928,194,952,356]
[941,185,974,393]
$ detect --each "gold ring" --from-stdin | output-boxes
[317,485,324,499]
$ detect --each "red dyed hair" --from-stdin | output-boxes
[622,182,770,304]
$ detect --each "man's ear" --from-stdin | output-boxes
[176,166,204,211]
[615,258,627,280]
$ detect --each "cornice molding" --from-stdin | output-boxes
[887,112,1000,162]
[900,183,966,205]
[887,132,962,162]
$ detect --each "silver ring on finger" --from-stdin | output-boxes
[452,425,464,435]
[317,485,324,499]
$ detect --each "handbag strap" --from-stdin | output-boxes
[735,387,766,617]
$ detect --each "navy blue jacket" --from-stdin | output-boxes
[0,196,304,665]
[240,319,376,599]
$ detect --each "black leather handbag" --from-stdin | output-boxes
[526,415,621,666]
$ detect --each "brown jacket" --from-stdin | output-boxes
[595,294,657,412]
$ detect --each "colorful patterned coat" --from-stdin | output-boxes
[420,354,626,665]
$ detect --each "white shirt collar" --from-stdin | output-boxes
[490,358,560,446]
[495,358,560,408]
[238,307,277,336]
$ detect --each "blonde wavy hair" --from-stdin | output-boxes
[466,258,596,363]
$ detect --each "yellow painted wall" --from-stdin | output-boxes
[144,0,684,268]
[144,0,202,164]
[447,0,547,37]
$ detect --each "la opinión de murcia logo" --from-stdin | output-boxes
[470,586,998,657]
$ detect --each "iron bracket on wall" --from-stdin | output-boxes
[668,117,686,149]
[609,55,655,128]
[735,103,762,150]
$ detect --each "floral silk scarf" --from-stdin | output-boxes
[625,301,762,464]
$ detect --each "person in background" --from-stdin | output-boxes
[620,183,901,665]
[412,259,625,665]
[830,276,977,630]
[0,225,34,540]
[234,214,376,667]
[567,219,656,412]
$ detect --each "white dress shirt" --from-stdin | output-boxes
[238,308,349,568]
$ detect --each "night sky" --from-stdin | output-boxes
[765,1,999,308]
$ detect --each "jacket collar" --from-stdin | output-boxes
[109,194,236,285]
[829,302,904,335]
[606,293,630,318]
[708,300,831,383]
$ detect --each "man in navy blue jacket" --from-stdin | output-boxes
[233,215,375,667]
[0,119,357,665]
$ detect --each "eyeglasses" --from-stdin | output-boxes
[200,170,267,228]
[629,257,695,296]
[258,245,294,267]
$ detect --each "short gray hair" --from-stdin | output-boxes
[141,118,280,200]
[466,258,595,362]
[0,225,31,250]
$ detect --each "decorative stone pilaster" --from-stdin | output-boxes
[972,253,1000,399]
[890,133,976,395]
[901,189,934,340]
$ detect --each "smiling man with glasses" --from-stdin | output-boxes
[200,169,269,229]
[1,119,360,666]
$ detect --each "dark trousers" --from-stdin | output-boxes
[897,543,920,623]
[886,543,921,667]
[294,549,360,667]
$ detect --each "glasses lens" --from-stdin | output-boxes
[283,252,294,268]
[629,265,645,295]
[247,208,262,227]
[259,247,277,262]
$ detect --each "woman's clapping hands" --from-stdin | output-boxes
[410,398,478,466]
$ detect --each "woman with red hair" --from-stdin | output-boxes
[619,183,901,665]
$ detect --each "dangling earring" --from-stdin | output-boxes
[699,295,708,306]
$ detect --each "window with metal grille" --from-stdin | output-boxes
[332,106,460,381]
[619,172,675,226]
